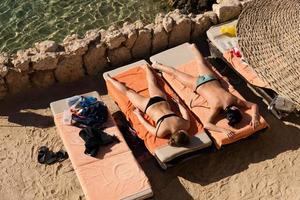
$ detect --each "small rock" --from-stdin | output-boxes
[63,34,89,55]
[169,15,192,47]
[134,20,144,30]
[31,70,56,87]
[155,13,165,24]
[0,77,8,100]
[31,53,59,71]
[12,49,35,72]
[0,65,8,78]
[54,53,85,83]
[35,40,60,53]
[122,22,138,49]
[203,11,218,25]
[108,46,132,67]
[5,70,31,94]
[152,24,168,54]
[191,14,212,40]
[132,29,152,59]
[163,16,174,32]
[213,0,242,23]
[83,43,108,75]
[0,53,9,65]
[84,29,101,44]
[0,53,9,77]
[103,29,126,50]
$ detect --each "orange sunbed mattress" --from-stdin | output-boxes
[53,111,152,200]
[163,60,269,148]
[106,65,204,154]
[223,50,271,89]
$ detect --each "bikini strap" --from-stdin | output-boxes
[154,113,178,142]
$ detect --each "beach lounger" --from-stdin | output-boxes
[150,43,269,149]
[206,20,298,119]
[50,91,153,200]
[103,60,212,169]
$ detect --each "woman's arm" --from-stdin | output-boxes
[173,97,191,129]
[133,109,156,134]
[236,99,260,129]
[204,107,235,138]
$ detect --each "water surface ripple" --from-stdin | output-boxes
[0,0,169,53]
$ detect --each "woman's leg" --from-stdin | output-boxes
[144,64,166,98]
[152,62,197,90]
[107,74,149,111]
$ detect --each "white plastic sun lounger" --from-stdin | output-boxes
[103,60,212,169]
[50,91,153,200]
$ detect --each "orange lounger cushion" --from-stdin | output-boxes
[223,50,270,89]
[51,92,153,200]
[164,59,269,148]
[105,65,207,154]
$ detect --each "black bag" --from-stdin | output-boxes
[72,101,108,128]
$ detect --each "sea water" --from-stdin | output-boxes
[0,0,169,53]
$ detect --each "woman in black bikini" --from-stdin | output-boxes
[152,44,261,138]
[107,64,191,146]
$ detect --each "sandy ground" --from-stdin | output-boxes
[0,66,299,200]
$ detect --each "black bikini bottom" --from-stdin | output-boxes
[144,96,166,113]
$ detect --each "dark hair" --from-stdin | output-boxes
[169,130,190,147]
[224,106,242,126]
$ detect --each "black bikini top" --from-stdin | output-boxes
[154,113,179,141]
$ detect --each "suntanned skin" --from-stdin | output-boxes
[106,64,190,138]
[152,44,260,138]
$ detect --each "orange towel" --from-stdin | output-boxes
[223,50,270,89]
[163,60,269,149]
[106,65,205,154]
[54,111,152,200]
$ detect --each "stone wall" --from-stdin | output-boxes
[0,0,247,100]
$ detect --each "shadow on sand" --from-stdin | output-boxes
[0,76,107,128]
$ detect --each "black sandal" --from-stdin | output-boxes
[38,146,68,165]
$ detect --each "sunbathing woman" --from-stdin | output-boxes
[152,44,260,138]
[107,64,191,146]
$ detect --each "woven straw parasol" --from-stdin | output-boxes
[237,0,300,110]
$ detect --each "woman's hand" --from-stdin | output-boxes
[250,114,260,129]
[221,129,236,138]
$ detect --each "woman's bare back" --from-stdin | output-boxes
[195,80,237,110]
[145,101,189,137]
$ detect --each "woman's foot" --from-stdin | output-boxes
[106,73,128,93]
[151,61,174,74]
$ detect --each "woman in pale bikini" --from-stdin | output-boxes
[152,44,260,138]
[107,64,191,146]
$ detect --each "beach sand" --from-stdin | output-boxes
[0,73,299,200]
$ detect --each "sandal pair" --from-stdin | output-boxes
[38,146,68,165]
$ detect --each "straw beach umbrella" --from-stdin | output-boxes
[237,0,300,110]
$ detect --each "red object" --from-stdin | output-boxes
[230,47,242,58]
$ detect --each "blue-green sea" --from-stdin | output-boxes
[0,0,170,54]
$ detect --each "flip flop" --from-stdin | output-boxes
[38,146,68,165]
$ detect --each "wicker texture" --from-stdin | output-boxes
[237,0,300,109]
